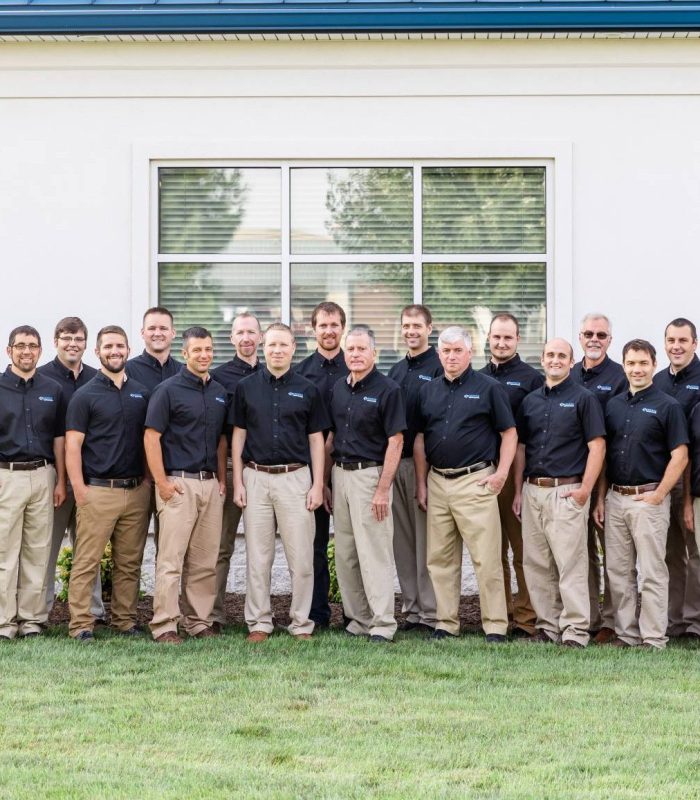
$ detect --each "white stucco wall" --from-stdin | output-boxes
[0,36,698,366]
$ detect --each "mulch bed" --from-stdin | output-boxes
[48,594,484,632]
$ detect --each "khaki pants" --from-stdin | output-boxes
[522,482,590,646]
[498,468,536,634]
[45,486,104,619]
[0,465,55,638]
[427,466,508,637]
[665,481,700,636]
[332,465,397,639]
[211,460,242,627]
[392,457,436,627]
[587,492,615,631]
[242,466,314,635]
[68,483,150,636]
[605,489,670,649]
[150,477,223,639]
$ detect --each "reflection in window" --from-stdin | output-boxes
[159,262,281,365]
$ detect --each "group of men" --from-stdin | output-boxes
[2,303,700,651]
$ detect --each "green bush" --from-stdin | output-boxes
[327,538,341,603]
[56,543,114,602]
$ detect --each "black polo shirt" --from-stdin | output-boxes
[0,366,66,461]
[125,350,182,394]
[479,354,544,415]
[605,386,688,486]
[689,403,700,497]
[145,368,228,473]
[517,376,606,478]
[66,372,150,480]
[388,346,444,458]
[296,349,350,413]
[330,367,405,464]
[653,354,700,417]
[38,357,98,398]
[571,355,627,411]
[416,366,515,469]
[233,367,328,465]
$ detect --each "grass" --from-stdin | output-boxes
[0,626,699,800]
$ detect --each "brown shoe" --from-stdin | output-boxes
[561,639,585,649]
[155,631,183,645]
[593,627,616,645]
[192,627,215,639]
[246,631,269,643]
[609,636,632,648]
[211,622,224,635]
[293,633,312,640]
[524,630,555,644]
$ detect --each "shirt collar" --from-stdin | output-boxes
[140,349,175,369]
[315,349,344,369]
[486,353,522,376]
[347,365,377,391]
[4,365,35,388]
[233,355,258,374]
[180,367,211,388]
[262,365,291,385]
[544,374,573,395]
[670,354,700,379]
[443,365,472,386]
[405,346,437,368]
[579,354,611,376]
[95,370,127,390]
[53,356,83,379]
[627,384,655,403]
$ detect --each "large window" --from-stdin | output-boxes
[156,163,548,370]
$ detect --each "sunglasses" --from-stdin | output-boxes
[580,331,610,340]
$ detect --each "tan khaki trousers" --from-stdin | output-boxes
[498,468,536,634]
[242,466,314,635]
[0,465,55,637]
[605,489,670,648]
[211,459,242,627]
[150,477,223,638]
[427,467,508,637]
[332,465,397,639]
[522,483,590,645]
[587,491,615,631]
[68,483,150,636]
[665,481,700,636]
[392,457,437,627]
[45,486,104,619]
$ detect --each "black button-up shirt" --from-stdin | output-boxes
[66,372,150,479]
[688,403,700,496]
[0,366,66,461]
[388,346,444,458]
[517,376,606,478]
[479,354,544,416]
[38,357,98,397]
[605,386,688,486]
[330,368,405,464]
[233,367,328,465]
[125,350,182,393]
[416,366,515,469]
[653,355,700,417]
[145,368,228,473]
[211,355,259,398]
[296,350,350,414]
[571,355,627,411]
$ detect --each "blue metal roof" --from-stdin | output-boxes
[3,0,700,35]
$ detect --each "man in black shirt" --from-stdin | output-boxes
[653,317,700,639]
[296,301,349,628]
[125,306,181,391]
[145,326,228,644]
[596,339,688,649]
[232,323,327,642]
[209,313,262,632]
[388,304,441,633]
[326,326,405,643]
[514,338,606,647]
[572,313,626,644]
[0,325,67,639]
[38,316,103,623]
[479,312,543,637]
[415,326,516,643]
[65,326,151,642]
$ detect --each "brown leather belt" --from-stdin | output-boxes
[86,477,143,489]
[245,462,306,474]
[431,461,493,480]
[611,482,659,496]
[335,461,382,471]
[0,459,50,471]
[527,475,581,488]
[167,470,216,480]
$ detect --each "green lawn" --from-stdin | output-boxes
[1,627,699,800]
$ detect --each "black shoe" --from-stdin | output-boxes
[310,619,331,630]
[430,628,457,641]
[211,621,224,635]
[21,631,42,639]
[398,620,433,633]
[0,635,11,642]
[344,628,367,639]
[524,630,555,644]
[75,631,94,644]
[94,617,109,627]
[510,626,532,639]
[485,633,507,644]
[561,639,585,649]
[369,635,391,644]
[117,626,143,637]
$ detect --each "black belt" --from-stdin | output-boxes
[527,475,581,488]
[0,459,50,471]
[611,482,660,496]
[335,460,382,471]
[167,470,216,480]
[86,477,143,490]
[245,462,306,474]
[431,461,493,479]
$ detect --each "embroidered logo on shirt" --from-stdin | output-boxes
[418,375,433,382]
[288,391,304,399]
[464,394,480,400]
[506,381,521,387]
[38,396,54,402]
[642,407,658,415]
[363,396,378,404]
[559,402,575,408]
[129,393,144,400]
[686,384,700,391]
[215,396,226,404]
[596,385,612,392]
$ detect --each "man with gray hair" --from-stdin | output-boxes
[414,326,517,643]
[571,313,626,644]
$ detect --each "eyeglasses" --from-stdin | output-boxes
[57,335,86,344]
[580,331,610,340]
[12,343,40,352]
